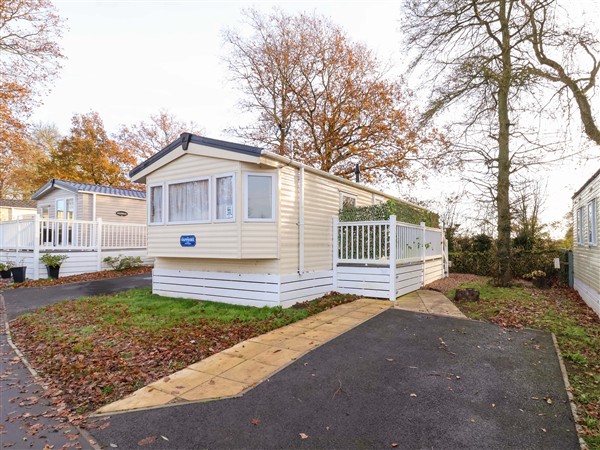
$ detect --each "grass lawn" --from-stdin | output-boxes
[442,277,600,449]
[10,288,356,415]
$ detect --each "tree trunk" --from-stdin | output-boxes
[496,0,512,287]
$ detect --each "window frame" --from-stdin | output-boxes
[55,197,76,220]
[588,199,597,246]
[165,176,212,225]
[148,183,165,226]
[213,172,236,223]
[243,172,276,222]
[577,206,585,245]
[339,192,357,209]
[373,195,386,205]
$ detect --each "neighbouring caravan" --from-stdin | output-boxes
[130,133,447,307]
[573,170,600,317]
[32,179,146,223]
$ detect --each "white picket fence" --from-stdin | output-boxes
[0,216,148,280]
[333,215,448,300]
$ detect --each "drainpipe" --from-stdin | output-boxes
[92,193,97,221]
[298,167,305,274]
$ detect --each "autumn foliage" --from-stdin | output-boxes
[224,9,445,183]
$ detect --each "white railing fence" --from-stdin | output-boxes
[0,216,147,251]
[335,216,445,265]
[333,215,448,300]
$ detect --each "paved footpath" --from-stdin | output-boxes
[1,274,151,450]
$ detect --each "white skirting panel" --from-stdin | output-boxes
[424,257,444,285]
[153,268,334,308]
[336,265,391,299]
[1,249,149,280]
[395,262,422,297]
[279,271,334,308]
[574,277,600,317]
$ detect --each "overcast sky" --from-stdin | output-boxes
[32,0,600,237]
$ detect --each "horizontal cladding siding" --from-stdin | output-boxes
[148,223,241,258]
[278,166,299,274]
[96,196,146,223]
[146,154,246,259]
[240,222,278,259]
[155,257,280,275]
[303,171,373,273]
[573,177,600,292]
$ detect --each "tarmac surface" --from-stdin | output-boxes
[89,308,580,450]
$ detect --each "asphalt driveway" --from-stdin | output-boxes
[90,309,580,449]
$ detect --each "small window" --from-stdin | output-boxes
[215,174,235,222]
[149,185,163,224]
[340,192,357,209]
[40,206,50,219]
[56,198,74,220]
[588,199,597,245]
[373,195,386,205]
[577,206,585,244]
[245,173,275,221]
[167,178,210,224]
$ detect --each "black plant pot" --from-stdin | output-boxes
[532,276,549,289]
[0,269,11,279]
[11,266,26,283]
[46,265,60,279]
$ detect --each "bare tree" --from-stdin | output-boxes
[401,0,596,285]
[116,110,204,162]
[523,0,600,146]
[224,8,443,184]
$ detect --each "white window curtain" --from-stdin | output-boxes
[169,180,209,222]
[247,175,273,219]
[577,207,585,244]
[150,186,163,223]
[588,200,597,245]
[216,176,234,220]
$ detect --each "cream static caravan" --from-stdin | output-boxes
[130,133,445,307]
[573,170,600,317]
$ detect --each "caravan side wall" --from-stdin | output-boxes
[573,178,600,316]
[150,154,380,307]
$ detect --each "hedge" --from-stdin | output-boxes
[339,200,439,228]
[449,248,562,279]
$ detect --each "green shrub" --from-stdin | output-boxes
[103,255,143,271]
[339,200,439,227]
[449,248,561,279]
[40,253,69,268]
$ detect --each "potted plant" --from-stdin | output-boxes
[40,254,69,279]
[0,261,12,279]
[524,270,549,289]
[11,260,27,283]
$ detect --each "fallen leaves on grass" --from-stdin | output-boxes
[9,290,358,427]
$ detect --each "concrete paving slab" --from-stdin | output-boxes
[89,309,579,450]
[187,353,245,375]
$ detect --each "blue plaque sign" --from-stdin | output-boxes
[180,235,196,247]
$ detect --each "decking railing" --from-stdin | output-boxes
[0,217,147,251]
[335,216,445,265]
